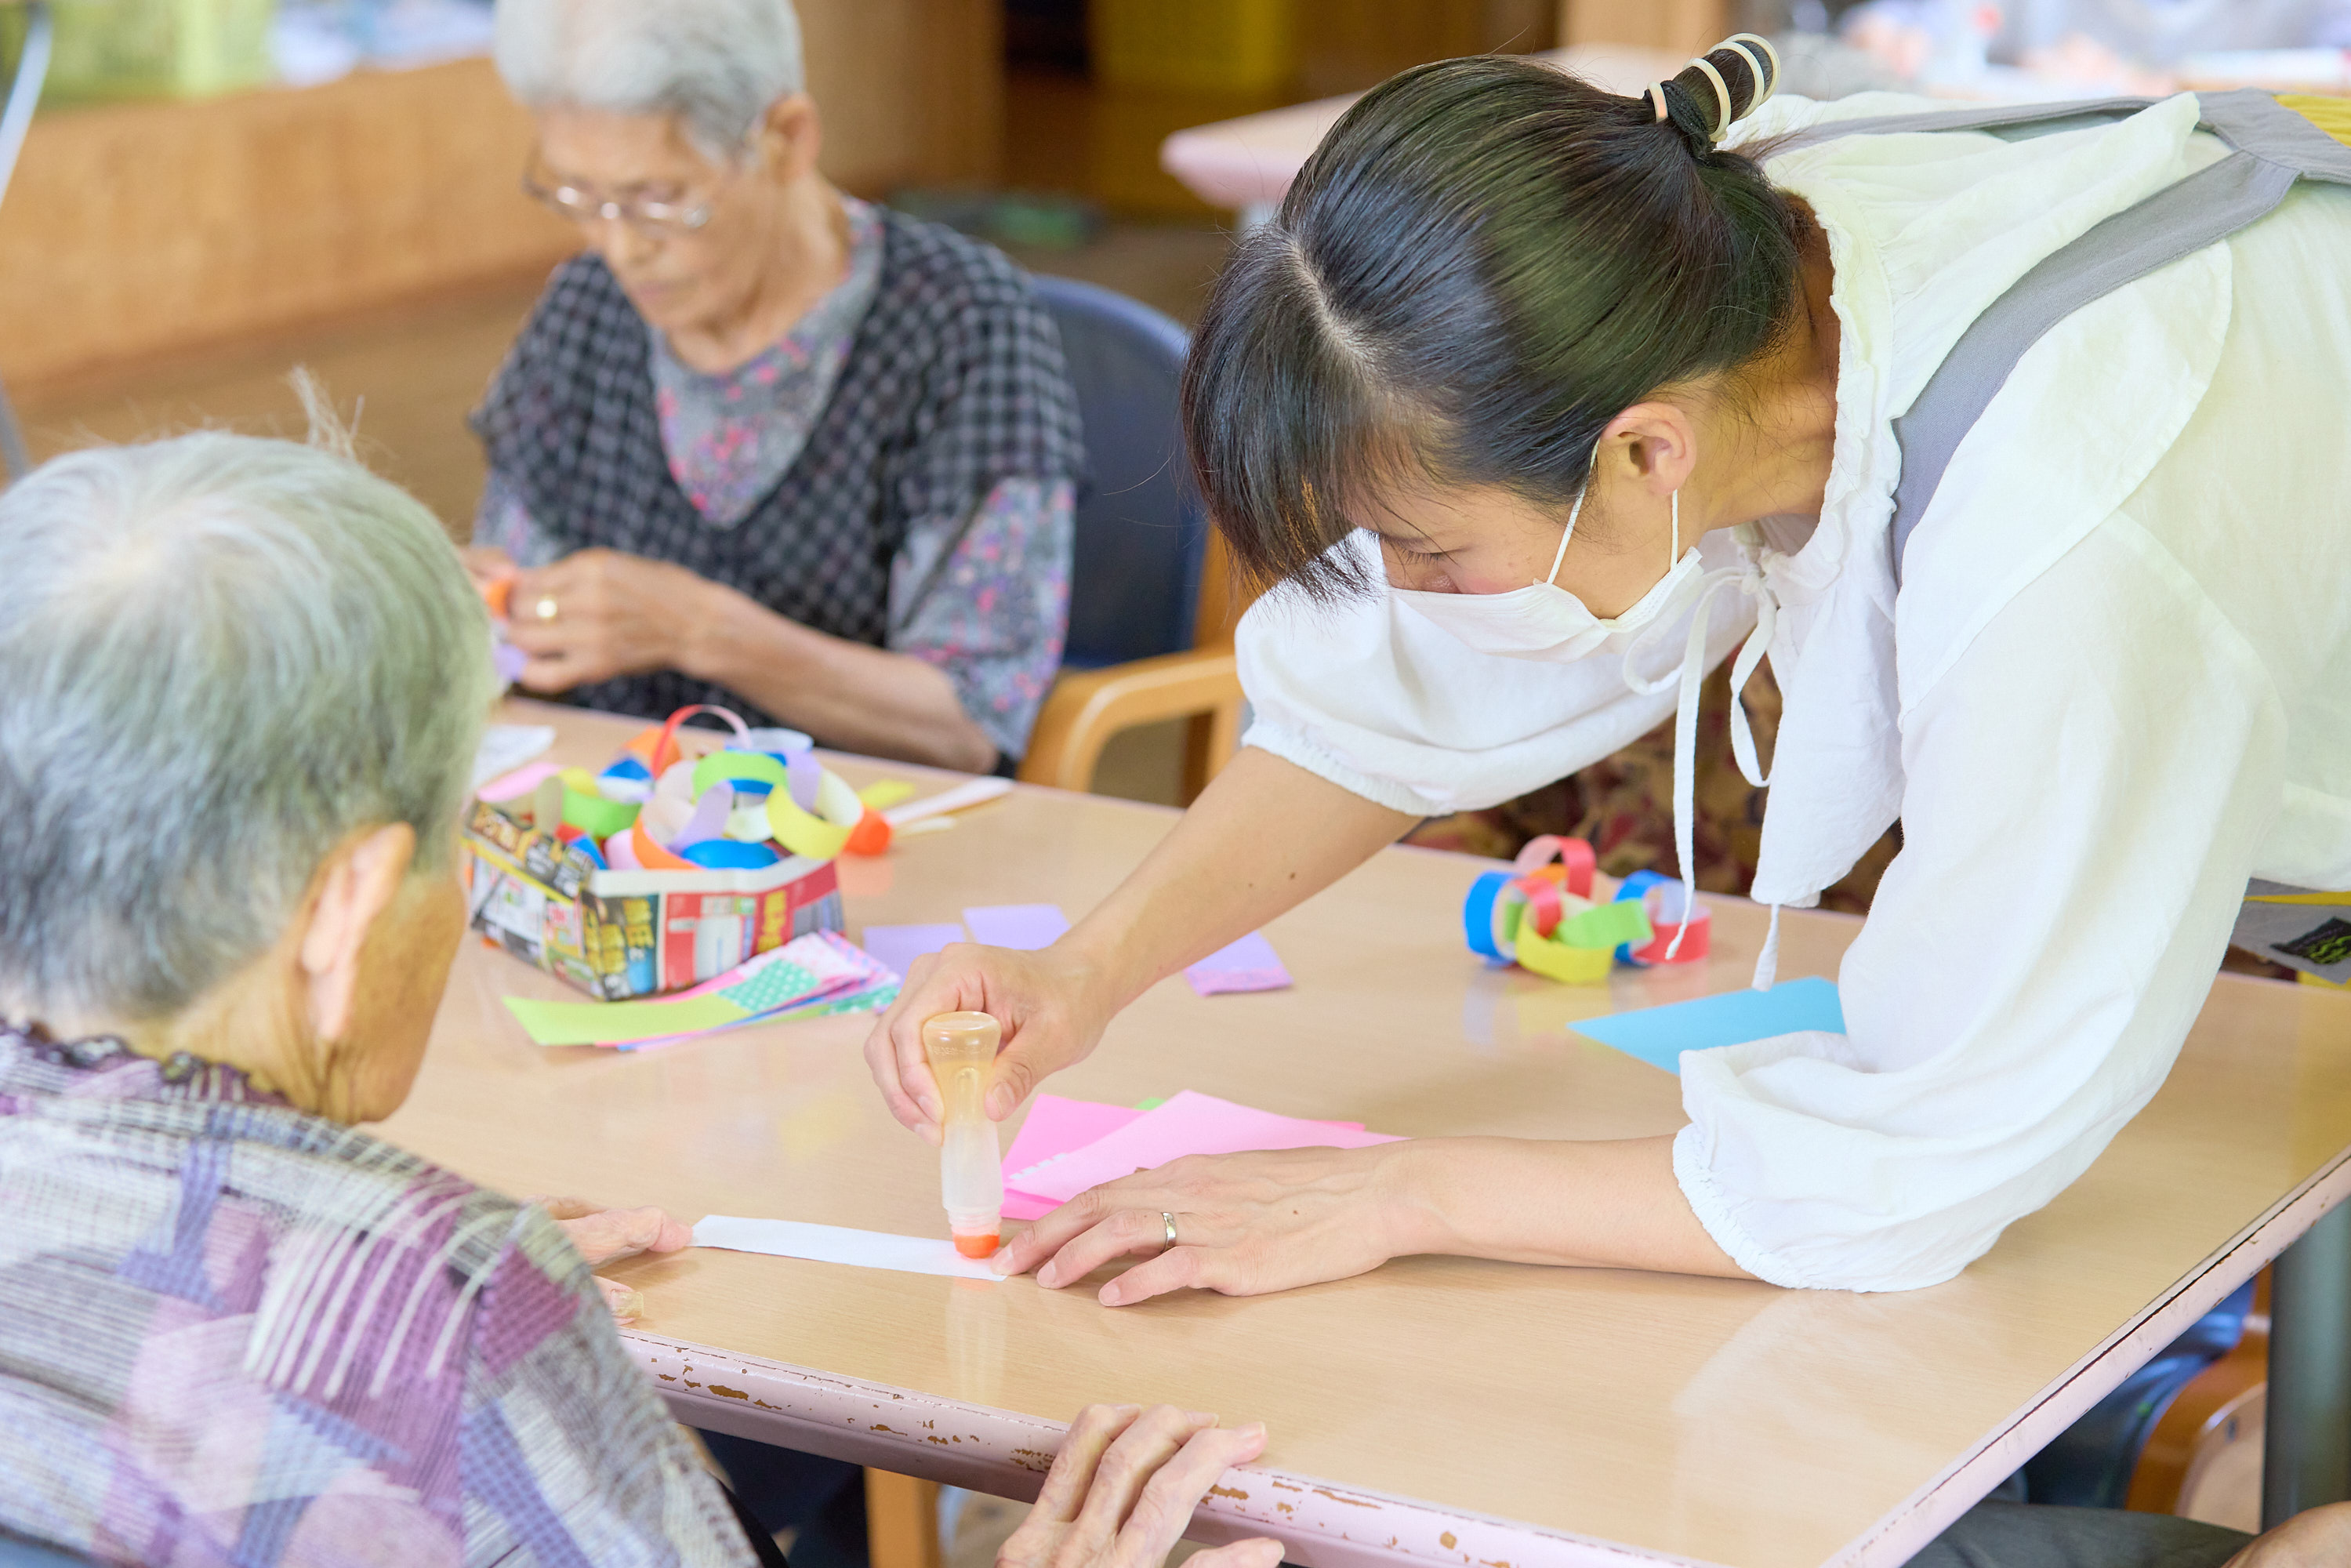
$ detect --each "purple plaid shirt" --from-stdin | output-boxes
[0,1025,754,1567]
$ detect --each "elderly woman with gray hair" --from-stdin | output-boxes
[470,0,1083,776]
[0,430,1281,1566]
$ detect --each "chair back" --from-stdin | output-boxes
[1029,274,1205,670]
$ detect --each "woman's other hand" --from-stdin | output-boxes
[506,548,719,691]
[534,1197,694,1324]
[864,941,1123,1144]
[999,1406,1281,1568]
[991,1145,1419,1306]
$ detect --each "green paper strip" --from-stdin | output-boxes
[1555,900,1654,950]
[693,751,790,799]
[561,786,639,841]
[504,992,748,1047]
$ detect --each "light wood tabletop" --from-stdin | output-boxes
[383,700,2351,1568]
[1159,45,1682,213]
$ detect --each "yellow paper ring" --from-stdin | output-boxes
[764,766,864,860]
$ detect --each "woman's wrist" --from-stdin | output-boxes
[676,573,804,688]
[1373,1138,1464,1261]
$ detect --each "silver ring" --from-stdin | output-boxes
[1162,1211,1178,1249]
[532,595,561,622]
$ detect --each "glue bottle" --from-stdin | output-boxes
[922,1011,1004,1258]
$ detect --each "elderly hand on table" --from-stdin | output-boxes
[533,1197,693,1324]
[1005,1405,1281,1568]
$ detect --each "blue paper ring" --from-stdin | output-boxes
[1464,869,1511,960]
[1613,869,1671,962]
[679,838,781,870]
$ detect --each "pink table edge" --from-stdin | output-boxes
[630,1149,2351,1568]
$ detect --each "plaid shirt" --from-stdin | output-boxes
[0,1025,753,1567]
[470,207,1085,743]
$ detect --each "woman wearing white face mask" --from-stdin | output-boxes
[864,42,2351,1300]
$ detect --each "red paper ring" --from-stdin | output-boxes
[1516,876,1564,938]
[649,702,752,779]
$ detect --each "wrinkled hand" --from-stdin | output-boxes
[2227,1503,2351,1567]
[506,548,719,692]
[999,1406,1280,1568]
[463,545,517,597]
[992,1145,1416,1306]
[533,1197,694,1325]
[864,942,1121,1145]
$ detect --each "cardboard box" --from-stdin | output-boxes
[460,799,844,1000]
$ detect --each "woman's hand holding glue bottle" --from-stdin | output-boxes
[923,1011,1004,1258]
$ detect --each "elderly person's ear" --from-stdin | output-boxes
[298,823,422,1045]
[757,92,822,183]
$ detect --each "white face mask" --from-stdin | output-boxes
[1392,481,1705,663]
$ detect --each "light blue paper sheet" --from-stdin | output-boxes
[1569,978,1845,1072]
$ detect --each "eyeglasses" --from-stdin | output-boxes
[521,169,714,235]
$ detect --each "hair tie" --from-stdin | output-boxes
[1645,81,1668,122]
[1686,56,1734,142]
[1720,33,1782,117]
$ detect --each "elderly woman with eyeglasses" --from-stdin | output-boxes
[0,429,1283,1566]
[468,0,1084,775]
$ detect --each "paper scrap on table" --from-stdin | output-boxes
[472,724,557,790]
[1007,1090,1397,1207]
[963,904,1069,950]
[695,1216,1000,1282]
[503,931,896,1047]
[861,923,968,979]
[1568,978,1846,1073]
[1185,931,1292,996]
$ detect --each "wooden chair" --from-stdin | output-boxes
[2126,1269,2271,1528]
[1015,275,1248,804]
[0,0,50,485]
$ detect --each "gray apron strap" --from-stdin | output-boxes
[1765,95,2156,155]
[1772,89,2351,582]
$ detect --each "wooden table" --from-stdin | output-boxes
[1159,45,1682,220]
[385,700,2351,1568]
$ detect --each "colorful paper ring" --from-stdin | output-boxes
[764,768,864,861]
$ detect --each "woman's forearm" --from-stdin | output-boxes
[687,583,998,771]
[1391,1135,1748,1279]
[1063,747,1417,1008]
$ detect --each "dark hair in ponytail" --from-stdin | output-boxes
[1182,41,1801,599]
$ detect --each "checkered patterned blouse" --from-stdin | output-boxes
[0,1025,753,1566]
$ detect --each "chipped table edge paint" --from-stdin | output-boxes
[631,1334,1707,1568]
[633,1133,2347,1568]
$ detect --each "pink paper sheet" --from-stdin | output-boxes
[1005,1091,1399,1207]
[1000,1095,1148,1220]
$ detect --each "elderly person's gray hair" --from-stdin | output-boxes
[495,0,807,162]
[0,424,495,1022]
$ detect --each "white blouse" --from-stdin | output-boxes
[1235,92,2351,1290]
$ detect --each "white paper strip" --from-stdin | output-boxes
[472,724,557,789]
[694,1216,1002,1281]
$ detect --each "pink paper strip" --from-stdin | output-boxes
[1007,1091,1400,1206]
[1000,1096,1145,1220]
[479,760,561,804]
[1185,931,1293,996]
